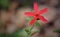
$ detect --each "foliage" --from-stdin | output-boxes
[0,0,9,9]
[54,29,60,34]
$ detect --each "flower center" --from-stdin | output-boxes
[36,14,40,20]
[37,18,40,20]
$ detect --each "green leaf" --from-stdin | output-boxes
[35,21,42,28]
[25,25,34,35]
[0,0,9,9]
[25,29,30,33]
[30,25,34,31]
[25,29,31,35]
[53,29,60,34]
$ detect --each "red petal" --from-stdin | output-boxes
[25,12,33,16]
[39,8,48,14]
[39,16,47,23]
[34,2,38,13]
[30,17,37,26]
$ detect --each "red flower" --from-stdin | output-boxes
[25,2,48,26]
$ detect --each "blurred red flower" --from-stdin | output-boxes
[25,2,48,26]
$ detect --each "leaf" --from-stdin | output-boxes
[30,25,34,31]
[25,29,31,35]
[25,25,34,35]
[0,0,9,8]
[53,29,60,34]
[25,29,30,33]
[35,21,42,28]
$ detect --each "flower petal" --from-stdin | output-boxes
[30,17,37,26]
[34,2,38,13]
[39,16,47,23]
[25,12,33,16]
[39,8,48,14]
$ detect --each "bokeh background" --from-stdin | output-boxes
[0,0,60,37]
